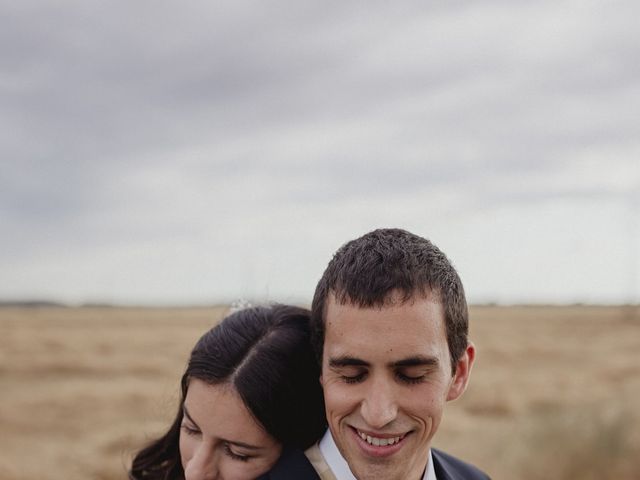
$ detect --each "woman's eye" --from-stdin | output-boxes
[224,443,251,462]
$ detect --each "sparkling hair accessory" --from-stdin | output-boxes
[229,298,253,314]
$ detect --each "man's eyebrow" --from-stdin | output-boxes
[328,356,370,368]
[182,404,262,451]
[391,356,440,368]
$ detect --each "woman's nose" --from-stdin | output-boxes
[183,445,220,480]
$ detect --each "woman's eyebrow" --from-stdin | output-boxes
[182,404,262,450]
[225,440,262,450]
[182,405,199,427]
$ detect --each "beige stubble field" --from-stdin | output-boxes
[1,305,638,480]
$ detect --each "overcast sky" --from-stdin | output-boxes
[2,1,639,305]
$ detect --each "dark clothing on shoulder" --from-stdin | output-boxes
[432,448,490,480]
[259,446,490,480]
[257,447,320,479]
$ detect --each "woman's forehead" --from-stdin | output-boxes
[184,379,275,446]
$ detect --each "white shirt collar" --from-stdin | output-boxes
[319,429,437,480]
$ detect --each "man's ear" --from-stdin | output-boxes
[446,341,476,401]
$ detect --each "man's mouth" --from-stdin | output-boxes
[356,430,405,446]
[348,425,411,457]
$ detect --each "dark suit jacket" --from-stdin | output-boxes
[259,446,490,480]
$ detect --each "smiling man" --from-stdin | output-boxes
[263,228,490,480]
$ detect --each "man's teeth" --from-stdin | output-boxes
[358,431,402,446]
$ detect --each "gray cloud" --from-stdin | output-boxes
[2,1,639,303]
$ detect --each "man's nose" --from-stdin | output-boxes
[360,375,398,429]
[183,445,220,480]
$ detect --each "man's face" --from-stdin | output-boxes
[320,291,473,480]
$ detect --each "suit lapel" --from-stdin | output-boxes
[432,449,456,480]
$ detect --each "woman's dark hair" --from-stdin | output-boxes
[130,304,326,480]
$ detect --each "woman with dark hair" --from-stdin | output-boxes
[130,304,326,480]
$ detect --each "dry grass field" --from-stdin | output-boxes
[1,305,638,480]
